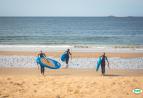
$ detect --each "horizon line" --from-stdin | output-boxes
[0,16,143,17]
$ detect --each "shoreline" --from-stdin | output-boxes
[0,46,143,69]
[0,51,143,58]
[0,54,143,69]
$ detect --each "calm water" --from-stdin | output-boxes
[0,17,143,45]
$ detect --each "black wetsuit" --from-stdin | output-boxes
[39,53,46,58]
[101,55,107,75]
[65,51,71,64]
[39,53,46,75]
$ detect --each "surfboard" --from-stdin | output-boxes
[60,52,68,62]
[36,57,61,69]
[96,56,102,71]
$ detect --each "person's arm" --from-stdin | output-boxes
[37,53,40,70]
[106,57,110,69]
[38,53,40,57]
[43,53,46,58]
[37,62,40,70]
[69,52,72,60]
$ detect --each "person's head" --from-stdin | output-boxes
[67,48,70,52]
[102,52,105,56]
[40,50,43,53]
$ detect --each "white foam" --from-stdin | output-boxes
[0,56,143,69]
[0,45,73,52]
[0,45,143,53]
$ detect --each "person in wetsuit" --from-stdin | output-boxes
[100,52,110,75]
[37,51,46,75]
[65,49,72,68]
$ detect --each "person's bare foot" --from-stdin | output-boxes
[65,67,68,69]
[65,65,68,69]
[101,73,105,76]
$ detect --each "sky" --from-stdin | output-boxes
[0,0,143,16]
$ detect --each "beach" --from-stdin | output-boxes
[0,48,143,98]
[0,68,143,98]
[0,16,143,97]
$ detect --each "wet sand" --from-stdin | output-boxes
[0,51,143,58]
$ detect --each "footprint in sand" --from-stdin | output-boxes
[9,81,13,84]
[56,95,61,98]
[14,82,24,88]
[34,90,37,93]
[126,92,129,95]
[18,88,25,93]
[22,81,25,84]
[38,81,44,84]
[74,89,80,94]
[2,88,6,91]
[33,83,38,86]
[124,80,130,84]
[111,82,116,86]
[76,85,81,89]
[67,88,73,93]
[111,89,116,92]
[1,95,9,98]
[132,79,138,82]
[118,82,122,85]
[91,82,97,85]
[106,96,111,98]
[7,77,11,81]
[15,82,22,86]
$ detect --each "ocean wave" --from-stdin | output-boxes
[0,45,143,53]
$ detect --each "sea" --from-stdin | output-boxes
[0,17,143,69]
[0,17,143,45]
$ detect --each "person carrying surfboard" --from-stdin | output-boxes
[65,49,72,68]
[100,52,110,75]
[37,50,46,75]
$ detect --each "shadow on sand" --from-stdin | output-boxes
[104,74,123,77]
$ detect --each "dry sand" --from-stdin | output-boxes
[0,68,143,98]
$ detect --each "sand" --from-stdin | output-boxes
[0,68,143,98]
[0,50,143,98]
[0,51,143,58]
